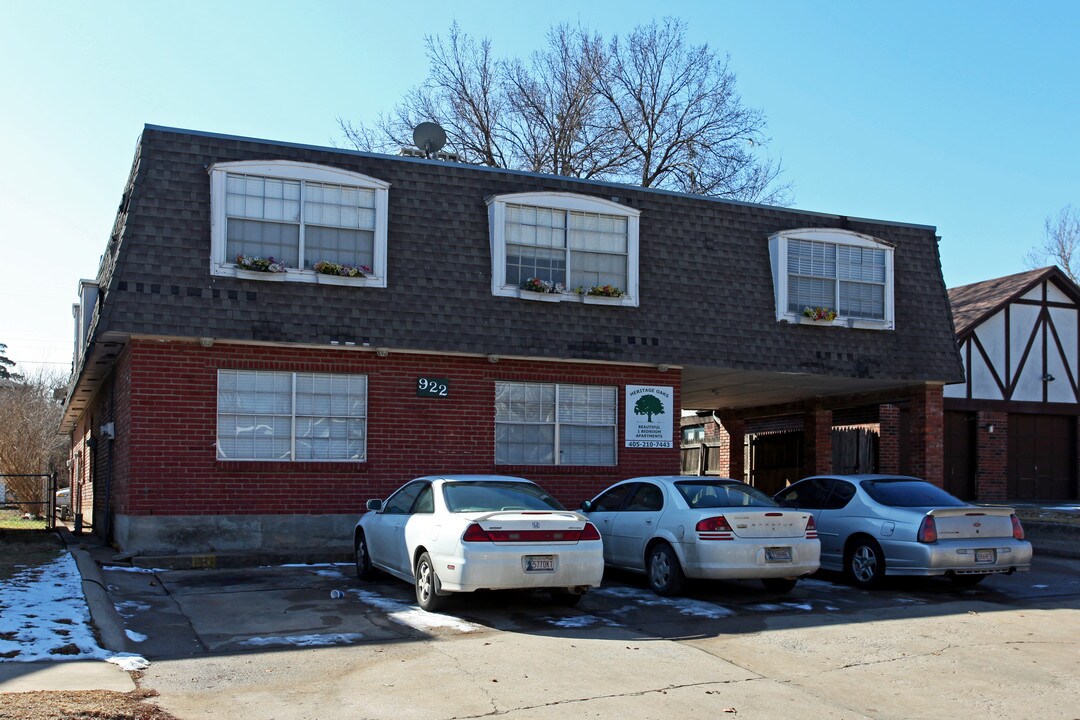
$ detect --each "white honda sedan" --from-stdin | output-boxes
[354,475,605,611]
[580,476,820,596]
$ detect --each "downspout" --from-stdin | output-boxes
[103,376,115,540]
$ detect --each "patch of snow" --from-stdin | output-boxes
[592,586,734,618]
[782,602,813,611]
[745,603,784,612]
[0,553,108,663]
[351,590,481,632]
[797,578,844,591]
[101,566,163,574]
[107,653,150,671]
[315,568,346,578]
[894,598,926,604]
[542,614,623,629]
[1032,584,1050,589]
[239,633,363,648]
[114,600,152,617]
[825,606,841,611]
[125,629,147,643]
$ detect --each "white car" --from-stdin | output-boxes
[354,475,605,611]
[580,476,821,595]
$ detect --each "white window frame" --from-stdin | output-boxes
[216,369,368,462]
[487,191,640,307]
[494,381,619,466]
[208,160,390,287]
[768,228,895,330]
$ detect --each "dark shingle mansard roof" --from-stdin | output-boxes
[90,125,963,384]
[948,266,1080,337]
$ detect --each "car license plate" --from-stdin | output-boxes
[764,547,792,563]
[974,549,996,564]
[523,555,555,573]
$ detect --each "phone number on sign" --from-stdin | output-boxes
[625,441,673,449]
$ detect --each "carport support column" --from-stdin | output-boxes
[976,411,1008,502]
[878,404,900,474]
[908,384,944,487]
[719,415,745,481]
[804,407,832,477]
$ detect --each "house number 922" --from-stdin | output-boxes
[416,377,450,398]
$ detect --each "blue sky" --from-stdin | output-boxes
[1,0,1077,373]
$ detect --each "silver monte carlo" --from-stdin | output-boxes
[354,475,605,611]
[774,474,1033,588]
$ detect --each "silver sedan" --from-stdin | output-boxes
[774,474,1033,588]
[581,476,820,596]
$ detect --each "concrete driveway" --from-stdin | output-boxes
[92,555,1080,719]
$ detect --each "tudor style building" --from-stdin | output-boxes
[945,267,1080,502]
[61,125,963,556]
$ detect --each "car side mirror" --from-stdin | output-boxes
[579,500,593,512]
[366,499,383,512]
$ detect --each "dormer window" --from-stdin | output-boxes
[487,192,640,306]
[208,161,389,287]
[768,228,895,329]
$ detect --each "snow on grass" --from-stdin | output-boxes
[0,551,149,670]
[239,633,364,648]
[592,586,734,618]
[0,552,108,662]
[351,589,481,632]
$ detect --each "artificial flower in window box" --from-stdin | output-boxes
[313,260,372,285]
[800,306,839,324]
[578,284,626,304]
[518,277,566,301]
[234,254,288,280]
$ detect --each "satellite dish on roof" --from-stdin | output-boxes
[412,122,447,158]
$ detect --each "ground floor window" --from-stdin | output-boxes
[494,381,617,465]
[217,370,367,461]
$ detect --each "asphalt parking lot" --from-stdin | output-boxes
[100,552,1080,655]
[88,553,1078,720]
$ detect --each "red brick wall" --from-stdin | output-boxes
[121,339,680,516]
[976,411,1008,502]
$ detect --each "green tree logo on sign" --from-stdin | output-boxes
[633,394,665,423]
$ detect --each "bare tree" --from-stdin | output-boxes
[340,18,791,204]
[0,368,67,511]
[501,24,627,178]
[593,18,789,202]
[1026,205,1080,282]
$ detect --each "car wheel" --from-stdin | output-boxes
[761,577,798,593]
[845,538,885,589]
[354,532,375,581]
[647,542,685,596]
[551,590,584,607]
[950,573,987,588]
[415,552,447,612]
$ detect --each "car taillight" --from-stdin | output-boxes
[461,523,491,542]
[696,515,734,540]
[804,515,818,539]
[1011,514,1025,540]
[580,522,601,541]
[917,515,938,544]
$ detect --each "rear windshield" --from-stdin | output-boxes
[675,481,778,509]
[442,481,565,513]
[860,479,966,508]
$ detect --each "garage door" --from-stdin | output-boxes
[1008,414,1077,500]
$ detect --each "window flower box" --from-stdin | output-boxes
[316,273,367,286]
[581,294,626,305]
[519,289,563,302]
[235,268,287,281]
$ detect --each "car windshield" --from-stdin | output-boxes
[442,481,566,512]
[675,480,778,509]
[860,479,967,508]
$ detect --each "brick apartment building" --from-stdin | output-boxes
[61,125,963,555]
